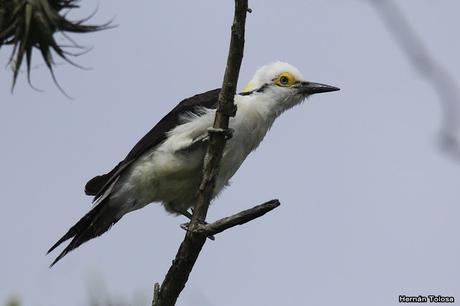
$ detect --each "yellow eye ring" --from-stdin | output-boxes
[274,72,296,87]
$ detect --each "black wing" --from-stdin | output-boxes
[85,88,220,199]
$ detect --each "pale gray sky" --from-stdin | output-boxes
[1,1,460,305]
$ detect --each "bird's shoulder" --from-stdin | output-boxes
[84,88,221,197]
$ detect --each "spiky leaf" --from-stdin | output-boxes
[0,0,111,92]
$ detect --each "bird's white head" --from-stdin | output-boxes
[241,61,339,116]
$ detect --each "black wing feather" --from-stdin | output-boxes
[84,88,220,198]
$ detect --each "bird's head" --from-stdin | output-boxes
[241,62,339,115]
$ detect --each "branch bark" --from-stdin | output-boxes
[189,200,281,237]
[152,1,257,305]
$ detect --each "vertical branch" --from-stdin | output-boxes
[191,0,247,225]
[369,0,460,160]
[152,1,248,305]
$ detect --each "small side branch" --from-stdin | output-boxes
[192,200,280,237]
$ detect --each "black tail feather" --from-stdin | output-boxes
[47,204,104,254]
[48,202,119,267]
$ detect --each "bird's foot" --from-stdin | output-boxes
[224,128,234,140]
[175,208,215,240]
[207,127,234,140]
[180,221,215,241]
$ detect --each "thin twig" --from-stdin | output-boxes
[369,0,460,161]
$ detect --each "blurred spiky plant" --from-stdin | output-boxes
[4,295,20,306]
[0,0,110,92]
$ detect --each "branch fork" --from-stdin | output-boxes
[180,200,280,238]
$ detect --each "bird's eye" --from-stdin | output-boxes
[274,72,296,87]
[280,76,289,85]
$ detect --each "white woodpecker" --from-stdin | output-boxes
[47,61,339,266]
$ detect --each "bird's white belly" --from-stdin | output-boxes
[119,141,249,212]
[117,148,204,208]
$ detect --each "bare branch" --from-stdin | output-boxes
[192,200,281,237]
[152,1,250,305]
[369,0,460,161]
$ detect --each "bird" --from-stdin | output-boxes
[47,61,339,266]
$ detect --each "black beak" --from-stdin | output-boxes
[298,81,340,95]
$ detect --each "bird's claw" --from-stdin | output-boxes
[224,128,234,140]
[180,222,215,241]
[207,127,234,140]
